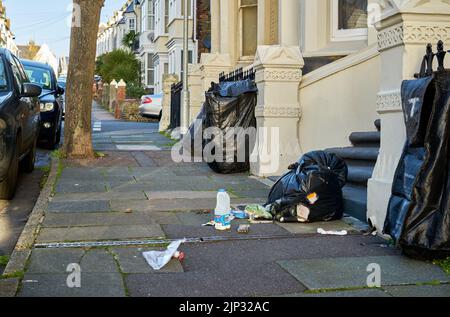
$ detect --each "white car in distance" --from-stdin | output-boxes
[139,94,163,120]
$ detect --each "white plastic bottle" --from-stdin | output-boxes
[214,189,231,231]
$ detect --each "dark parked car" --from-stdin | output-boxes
[21,60,64,149]
[0,48,42,199]
[57,77,66,118]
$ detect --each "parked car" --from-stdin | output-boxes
[139,94,163,120]
[0,48,42,199]
[21,60,64,149]
[57,77,66,118]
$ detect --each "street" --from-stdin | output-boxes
[0,102,448,297]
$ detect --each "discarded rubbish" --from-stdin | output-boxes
[231,210,248,219]
[204,79,258,174]
[245,204,273,221]
[202,221,216,227]
[237,224,250,234]
[142,239,186,271]
[317,228,348,236]
[266,151,348,223]
[173,251,185,262]
[214,189,232,231]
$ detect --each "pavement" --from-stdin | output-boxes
[2,102,449,297]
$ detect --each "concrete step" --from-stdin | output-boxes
[347,165,374,185]
[349,131,380,147]
[342,185,368,222]
[326,147,379,162]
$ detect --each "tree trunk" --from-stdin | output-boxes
[64,0,104,159]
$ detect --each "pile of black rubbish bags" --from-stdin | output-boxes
[183,70,449,260]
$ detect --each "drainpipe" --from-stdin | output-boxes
[181,0,190,134]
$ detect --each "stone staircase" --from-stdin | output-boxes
[326,120,381,222]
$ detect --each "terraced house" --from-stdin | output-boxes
[0,0,18,55]
[162,0,450,232]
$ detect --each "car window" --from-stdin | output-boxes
[10,58,24,90]
[13,57,30,83]
[24,66,52,90]
[0,60,8,92]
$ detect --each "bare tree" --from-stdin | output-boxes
[64,0,104,158]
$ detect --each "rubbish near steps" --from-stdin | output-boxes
[237,224,250,234]
[317,228,348,236]
[142,239,186,270]
[266,151,348,223]
[214,189,232,231]
[245,204,273,222]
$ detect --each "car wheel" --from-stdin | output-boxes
[0,143,19,200]
[158,110,162,121]
[21,137,37,173]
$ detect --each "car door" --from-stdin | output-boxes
[9,55,34,153]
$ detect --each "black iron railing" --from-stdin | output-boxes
[170,81,183,130]
[219,67,255,83]
[416,40,449,78]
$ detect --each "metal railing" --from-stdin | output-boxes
[169,81,183,130]
[219,67,255,83]
[415,40,449,78]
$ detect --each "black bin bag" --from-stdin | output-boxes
[384,72,450,260]
[203,79,257,174]
[266,151,348,223]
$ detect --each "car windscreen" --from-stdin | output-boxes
[24,66,53,90]
[0,60,8,92]
[58,81,66,88]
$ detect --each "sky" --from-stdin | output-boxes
[3,0,125,58]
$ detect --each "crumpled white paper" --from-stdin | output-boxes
[317,228,348,236]
[142,239,186,270]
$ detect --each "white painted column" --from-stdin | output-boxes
[210,0,221,53]
[278,0,300,46]
[367,1,450,232]
[250,45,304,177]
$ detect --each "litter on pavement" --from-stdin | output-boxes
[317,228,348,236]
[142,239,186,270]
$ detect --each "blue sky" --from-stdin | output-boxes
[3,0,124,58]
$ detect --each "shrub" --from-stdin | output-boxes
[96,50,140,84]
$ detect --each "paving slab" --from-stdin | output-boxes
[0,278,20,297]
[384,284,450,297]
[36,224,165,243]
[19,273,125,297]
[131,152,157,167]
[55,182,108,194]
[279,288,391,297]
[112,247,184,274]
[278,256,450,291]
[111,198,219,212]
[145,191,227,200]
[42,211,181,227]
[80,249,119,273]
[51,191,147,202]
[162,223,291,239]
[116,145,161,151]
[27,249,84,273]
[126,265,305,297]
[176,212,214,226]
[277,220,357,235]
[47,200,111,213]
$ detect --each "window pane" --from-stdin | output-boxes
[338,0,367,30]
[242,6,257,56]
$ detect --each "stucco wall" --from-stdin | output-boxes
[299,48,380,153]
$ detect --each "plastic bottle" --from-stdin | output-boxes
[214,189,231,231]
